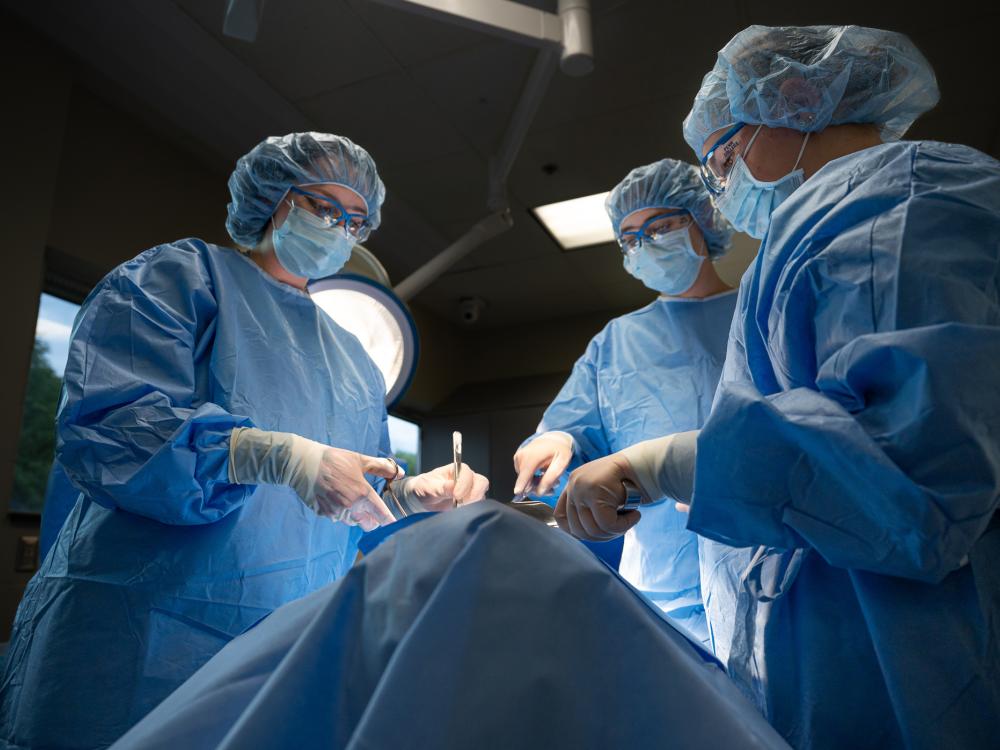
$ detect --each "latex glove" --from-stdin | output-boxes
[554,452,648,541]
[512,431,575,497]
[228,427,402,531]
[618,430,699,513]
[393,463,490,513]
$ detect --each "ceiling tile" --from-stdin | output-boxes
[297,70,467,167]
[345,0,495,67]
[508,96,696,211]
[378,148,491,237]
[408,41,536,155]
[177,0,401,101]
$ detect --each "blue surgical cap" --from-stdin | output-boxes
[605,159,734,258]
[683,25,940,157]
[226,132,386,248]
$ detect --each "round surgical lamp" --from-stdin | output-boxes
[308,246,419,407]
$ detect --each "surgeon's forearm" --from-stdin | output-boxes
[228,427,325,503]
[618,431,699,504]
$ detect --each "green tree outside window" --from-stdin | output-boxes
[10,340,62,513]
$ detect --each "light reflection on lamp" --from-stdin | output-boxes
[308,271,419,407]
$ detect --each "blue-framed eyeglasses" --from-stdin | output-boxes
[288,186,372,241]
[699,122,747,196]
[617,209,691,253]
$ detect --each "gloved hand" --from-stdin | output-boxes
[554,430,699,540]
[512,431,575,497]
[554,452,647,541]
[228,427,402,531]
[391,463,490,514]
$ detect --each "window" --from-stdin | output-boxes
[9,293,81,514]
[388,415,420,475]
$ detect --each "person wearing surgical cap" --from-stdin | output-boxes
[0,132,487,750]
[514,159,736,644]
[556,26,1000,749]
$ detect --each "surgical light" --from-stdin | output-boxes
[309,253,419,407]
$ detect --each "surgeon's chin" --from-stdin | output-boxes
[251,234,309,290]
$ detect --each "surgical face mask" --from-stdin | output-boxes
[622,227,704,296]
[271,202,356,279]
[715,128,810,240]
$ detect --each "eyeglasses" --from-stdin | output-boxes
[288,186,372,241]
[699,122,748,196]
[617,209,691,253]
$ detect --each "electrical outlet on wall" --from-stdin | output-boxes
[15,535,39,572]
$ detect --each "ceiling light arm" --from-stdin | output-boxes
[222,0,267,42]
[364,0,593,76]
[385,1,593,301]
[393,210,513,302]
[392,48,554,301]
[488,44,558,213]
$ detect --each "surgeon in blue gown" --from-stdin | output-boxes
[513,159,735,643]
[556,25,1000,750]
[0,132,487,750]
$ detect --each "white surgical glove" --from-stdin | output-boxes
[554,431,699,541]
[513,431,575,497]
[228,427,402,531]
[554,452,648,541]
[390,462,490,514]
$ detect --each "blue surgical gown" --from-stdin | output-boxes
[109,502,789,750]
[689,141,1000,749]
[528,292,737,643]
[0,241,390,750]
[38,462,78,562]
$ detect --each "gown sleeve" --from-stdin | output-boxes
[519,336,613,501]
[56,243,255,525]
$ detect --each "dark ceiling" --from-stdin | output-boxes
[7,0,999,330]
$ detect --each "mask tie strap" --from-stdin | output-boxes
[741,125,765,162]
[791,131,811,172]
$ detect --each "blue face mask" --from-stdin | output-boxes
[272,202,356,279]
[714,129,810,240]
[622,227,704,295]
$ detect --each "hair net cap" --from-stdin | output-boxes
[226,132,386,248]
[605,159,734,258]
[683,25,940,157]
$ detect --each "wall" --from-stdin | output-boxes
[0,21,73,641]
[420,373,571,499]
[394,303,466,414]
[46,85,229,273]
